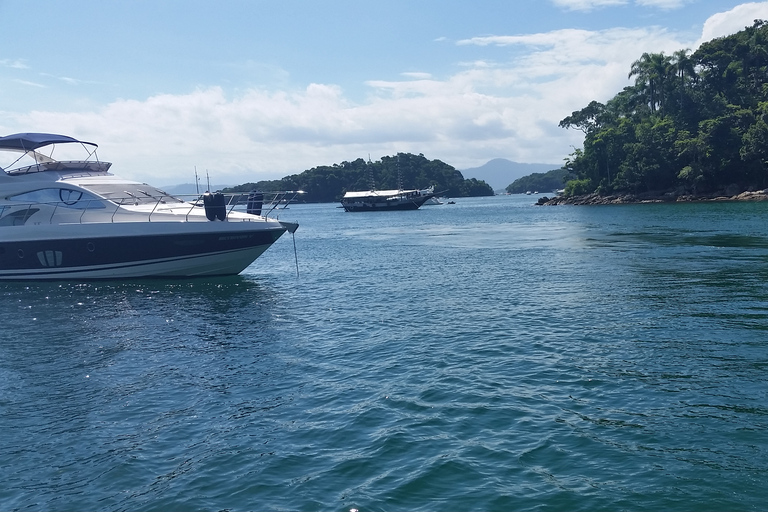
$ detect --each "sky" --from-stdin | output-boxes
[2,0,768,185]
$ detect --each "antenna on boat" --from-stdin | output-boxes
[195,167,200,195]
[206,170,211,192]
[367,154,375,191]
[397,153,403,191]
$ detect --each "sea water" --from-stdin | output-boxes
[2,195,768,511]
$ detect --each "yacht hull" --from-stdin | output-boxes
[0,223,287,280]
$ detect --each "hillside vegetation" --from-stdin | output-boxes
[506,168,568,194]
[560,20,768,197]
[223,153,493,202]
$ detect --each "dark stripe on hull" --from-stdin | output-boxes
[0,228,285,279]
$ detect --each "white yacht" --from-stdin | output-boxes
[0,133,298,280]
[419,185,443,205]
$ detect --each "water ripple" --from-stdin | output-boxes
[3,197,768,510]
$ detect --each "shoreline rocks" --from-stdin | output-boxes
[536,189,768,206]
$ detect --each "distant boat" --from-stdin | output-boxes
[340,188,436,212]
[419,185,443,205]
[341,155,438,212]
[526,191,532,195]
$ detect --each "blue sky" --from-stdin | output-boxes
[2,0,768,185]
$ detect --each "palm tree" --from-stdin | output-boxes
[672,50,695,87]
[628,52,673,114]
[671,49,696,108]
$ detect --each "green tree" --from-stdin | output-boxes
[559,101,607,134]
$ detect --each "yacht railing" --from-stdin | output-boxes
[2,190,305,226]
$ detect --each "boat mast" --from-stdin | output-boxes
[367,154,375,191]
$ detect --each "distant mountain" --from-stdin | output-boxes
[461,159,560,191]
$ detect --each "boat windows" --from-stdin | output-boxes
[8,188,106,209]
[80,183,184,205]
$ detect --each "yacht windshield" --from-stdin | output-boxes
[8,188,106,209]
[81,183,185,205]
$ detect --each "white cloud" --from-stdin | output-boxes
[635,0,689,9]
[401,72,433,80]
[2,3,767,186]
[12,79,45,88]
[550,0,627,11]
[700,2,768,44]
[1,59,28,70]
[38,73,91,86]
[0,29,667,184]
[553,0,692,10]
[456,26,683,96]
[3,77,579,185]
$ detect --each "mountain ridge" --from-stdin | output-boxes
[461,158,561,191]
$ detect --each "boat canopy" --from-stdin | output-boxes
[0,133,97,152]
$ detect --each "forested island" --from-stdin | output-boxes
[222,152,493,202]
[549,19,768,204]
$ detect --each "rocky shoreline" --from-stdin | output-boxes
[535,189,768,206]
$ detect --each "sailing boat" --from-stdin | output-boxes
[340,155,437,212]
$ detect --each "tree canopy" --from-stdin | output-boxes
[560,19,768,196]
[223,152,494,202]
